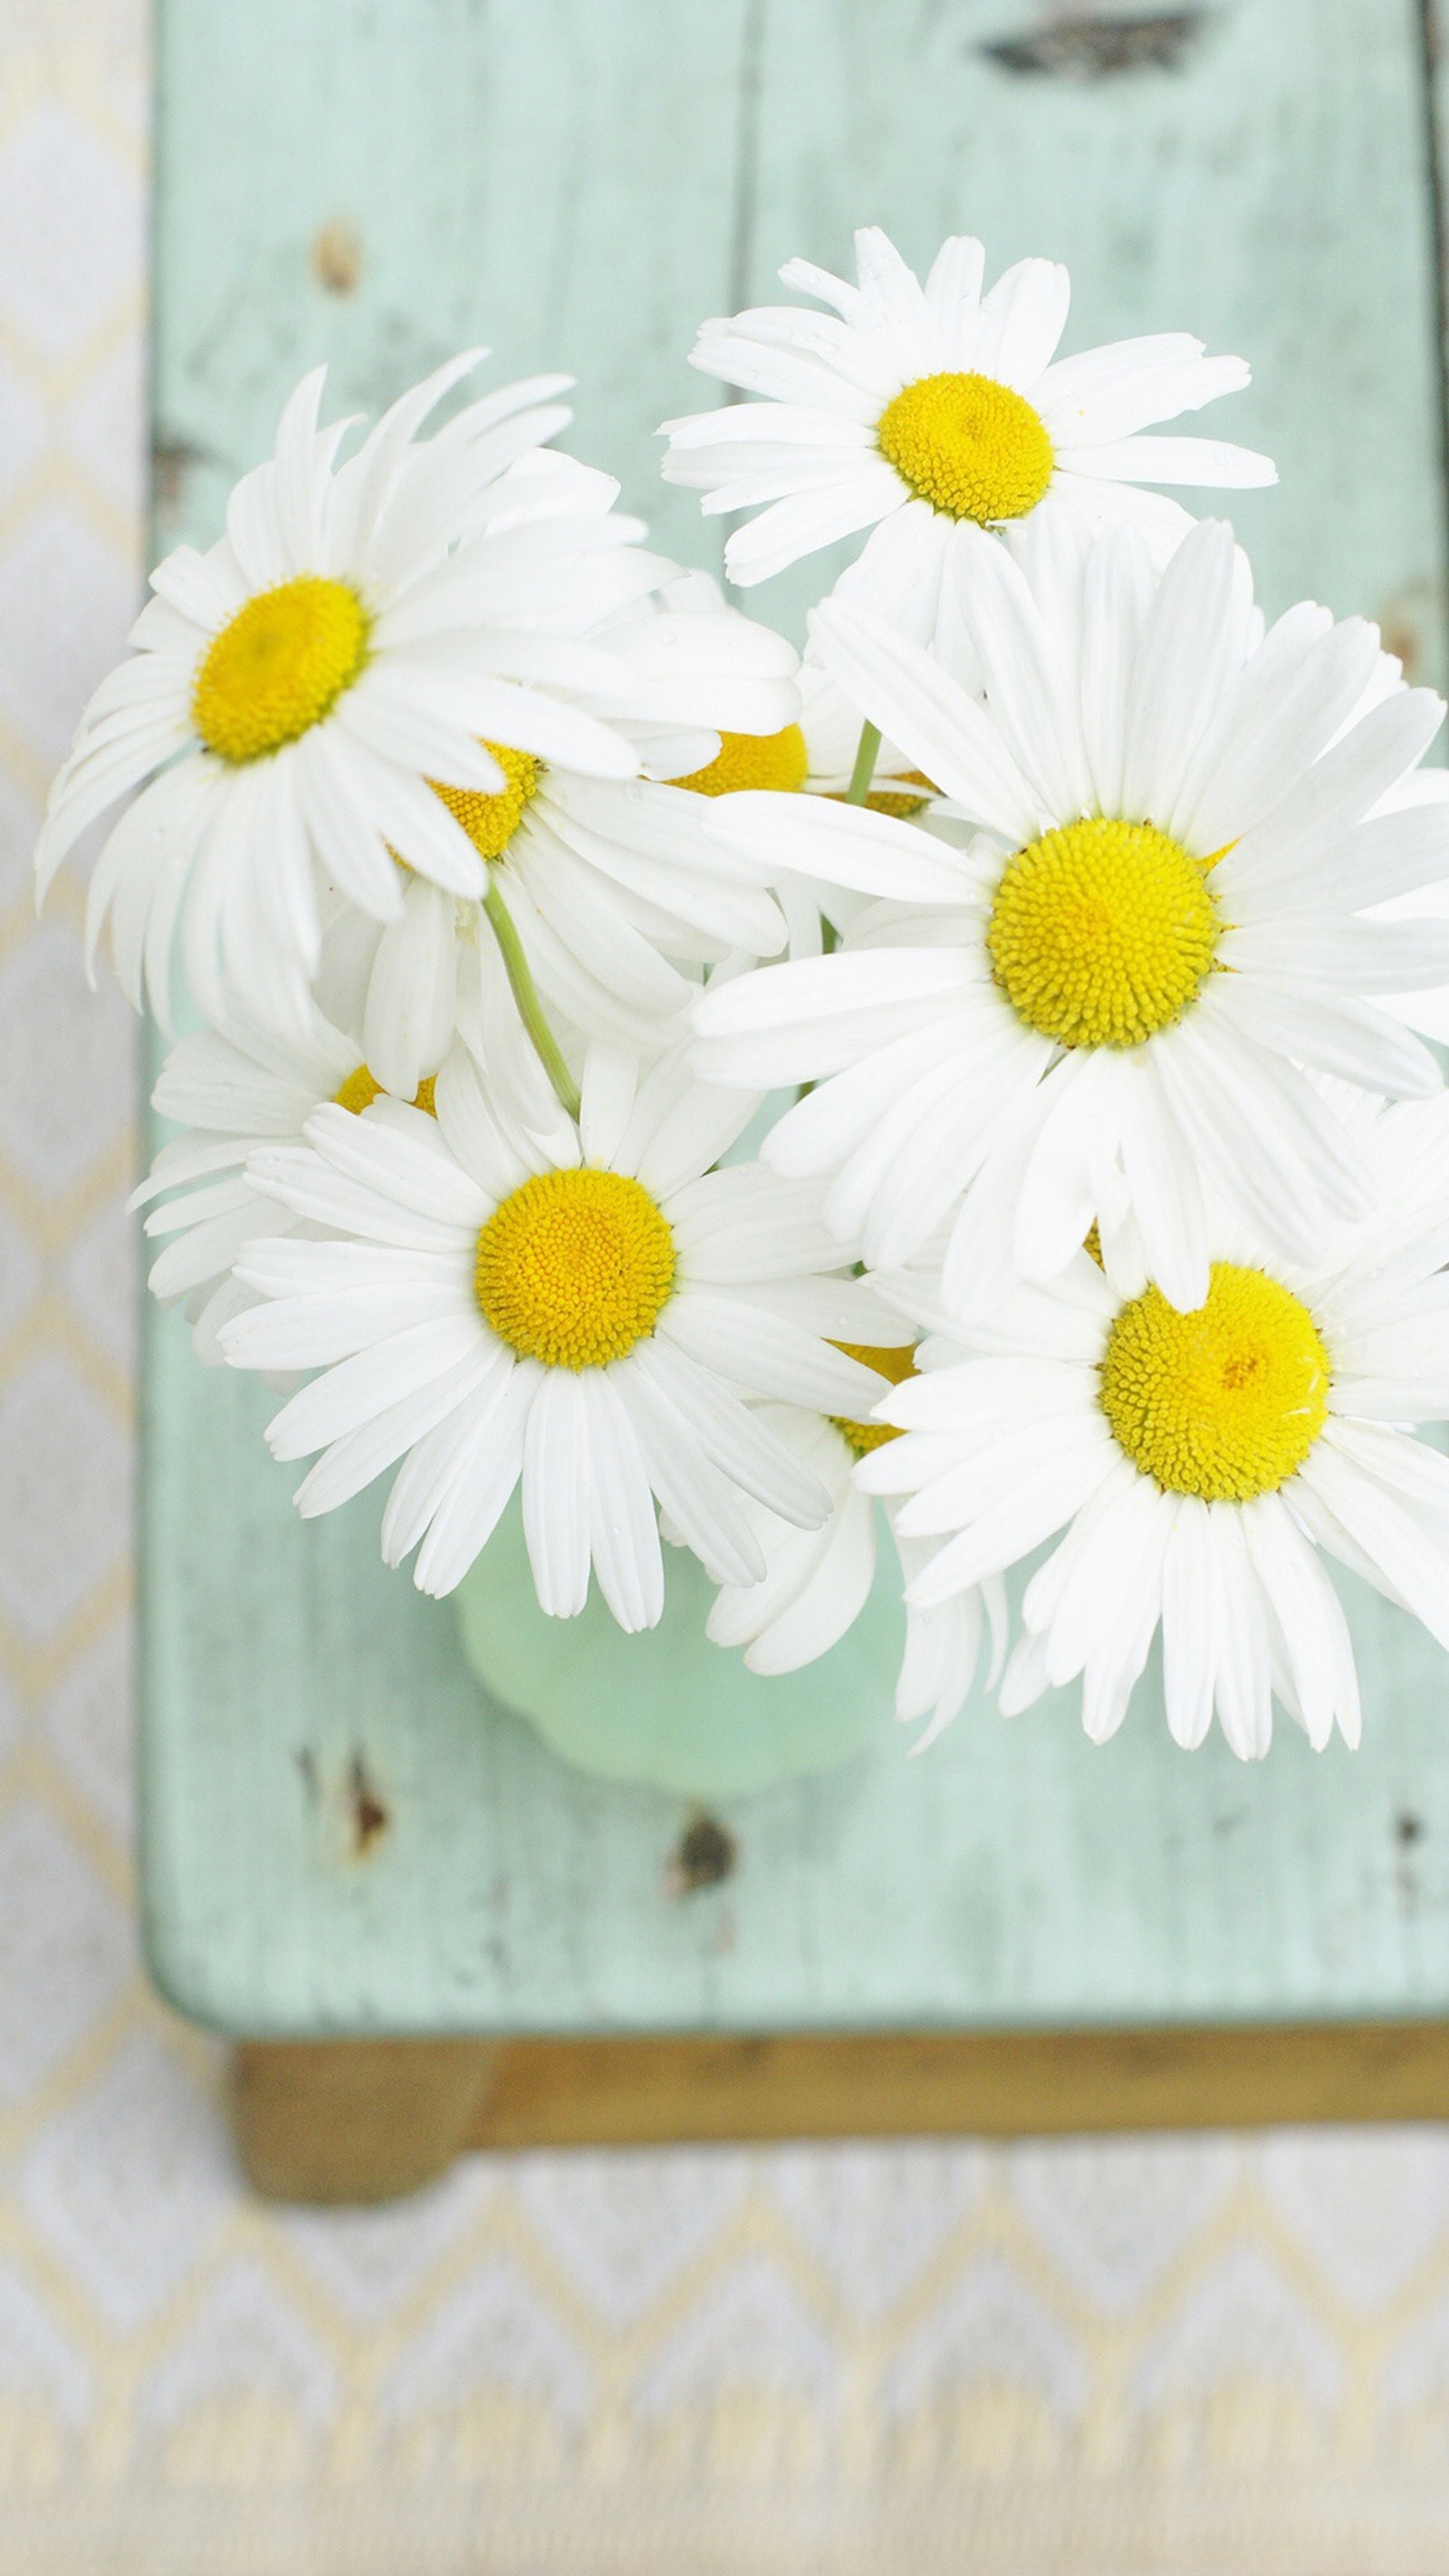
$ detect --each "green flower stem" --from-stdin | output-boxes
[843,718,881,805]
[482,875,582,1124]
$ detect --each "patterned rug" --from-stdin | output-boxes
[4,5,1449,2568]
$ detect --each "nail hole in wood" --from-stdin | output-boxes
[1379,606,1425,684]
[1395,1810,1425,1914]
[348,1751,389,1856]
[311,217,363,295]
[151,433,207,511]
[982,10,1206,80]
[667,1812,736,1896]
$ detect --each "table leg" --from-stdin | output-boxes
[230,2038,495,2202]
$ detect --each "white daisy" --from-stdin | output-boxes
[694,514,1449,1313]
[218,1047,898,1619]
[859,1094,1449,1758]
[705,1347,1004,1745]
[133,1004,480,1360]
[661,226,1274,601]
[312,551,802,1087]
[38,357,673,1036]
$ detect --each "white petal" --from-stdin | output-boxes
[378,1351,526,1565]
[1117,1052,1209,1313]
[904,1435,1116,1600]
[723,470,903,586]
[627,1336,830,1529]
[265,1313,486,1457]
[611,1350,766,1586]
[1160,1496,1216,1749]
[811,597,1041,841]
[693,947,969,1089]
[1118,519,1245,826]
[1034,340,1251,445]
[1061,433,1275,490]
[1206,1512,1274,1761]
[973,257,1070,388]
[581,1370,665,1631]
[520,1369,591,1617]
[1245,1492,1358,1753]
[744,1485,877,1674]
[1208,972,1440,1099]
[302,1346,505,1520]
[708,790,973,905]
[360,879,460,1099]
[1012,1052,1118,1283]
[1298,1440,1449,1651]
[1224,687,1444,886]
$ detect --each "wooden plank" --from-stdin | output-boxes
[150,0,760,574]
[151,0,1449,656]
[144,1360,1449,2036]
[228,2017,1449,2205]
[465,2022,1449,2147]
[144,0,1449,2043]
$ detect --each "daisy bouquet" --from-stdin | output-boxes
[43,226,1449,1773]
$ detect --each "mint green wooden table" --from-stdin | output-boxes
[144,0,1449,2200]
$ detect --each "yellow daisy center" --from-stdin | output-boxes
[864,785,932,818]
[877,371,1054,524]
[192,576,369,764]
[474,1167,677,1370]
[825,769,937,820]
[829,1340,918,1456]
[333,1066,437,1116]
[1099,1263,1329,1504]
[987,816,1222,1050]
[431,741,543,860]
[673,724,811,797]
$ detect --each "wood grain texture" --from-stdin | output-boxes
[233,2018,1449,2198]
[145,0,1449,2046]
[464,2022,1449,2148]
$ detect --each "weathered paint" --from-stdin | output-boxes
[144,0,1449,2037]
